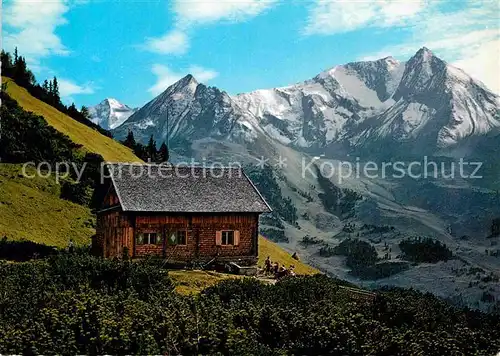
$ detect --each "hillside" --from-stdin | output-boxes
[0,164,95,246]
[258,236,318,275]
[2,77,140,163]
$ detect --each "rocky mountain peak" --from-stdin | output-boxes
[172,74,199,92]
[89,98,136,130]
[415,46,434,59]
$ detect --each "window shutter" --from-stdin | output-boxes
[216,231,222,246]
[234,231,240,246]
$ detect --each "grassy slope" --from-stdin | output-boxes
[172,237,319,294]
[170,270,241,295]
[258,236,318,275]
[0,164,95,247]
[2,77,140,163]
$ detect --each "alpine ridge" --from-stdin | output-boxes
[112,47,499,158]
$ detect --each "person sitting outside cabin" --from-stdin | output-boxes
[67,238,74,253]
[273,262,279,275]
[276,264,288,279]
[264,256,272,274]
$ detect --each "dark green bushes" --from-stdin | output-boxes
[315,166,363,219]
[399,237,453,263]
[333,238,378,268]
[0,254,498,354]
[0,237,58,261]
[260,228,288,243]
[246,166,298,225]
[320,239,409,280]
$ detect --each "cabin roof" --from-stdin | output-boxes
[105,163,272,213]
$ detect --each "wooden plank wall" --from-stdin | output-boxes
[95,211,133,258]
[102,186,120,208]
[134,213,259,261]
[96,212,260,262]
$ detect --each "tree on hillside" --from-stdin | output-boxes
[1,49,113,137]
[123,130,137,149]
[14,47,18,64]
[50,76,61,105]
[67,103,79,118]
[134,144,147,161]
[492,218,500,237]
[13,56,34,88]
[147,135,157,162]
[1,50,14,77]
[157,142,169,163]
[80,106,90,121]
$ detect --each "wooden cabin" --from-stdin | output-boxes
[94,163,271,265]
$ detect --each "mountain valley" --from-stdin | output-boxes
[95,47,500,310]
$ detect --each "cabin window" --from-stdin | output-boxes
[216,230,240,246]
[136,232,158,245]
[222,231,234,245]
[168,230,187,245]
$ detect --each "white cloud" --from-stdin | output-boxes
[59,78,95,99]
[453,39,500,95]
[304,0,425,35]
[144,0,277,54]
[3,0,70,68]
[355,1,500,93]
[148,64,218,96]
[144,30,189,55]
[174,0,278,25]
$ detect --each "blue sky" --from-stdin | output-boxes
[3,0,499,107]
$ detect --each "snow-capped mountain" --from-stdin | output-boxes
[113,74,260,146]
[234,55,405,149]
[351,48,500,156]
[89,98,137,130]
[114,47,498,157]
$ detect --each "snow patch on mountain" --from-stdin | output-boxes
[89,98,136,130]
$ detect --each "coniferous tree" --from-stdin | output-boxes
[147,135,157,162]
[1,50,14,77]
[52,76,60,104]
[14,47,18,64]
[13,56,34,88]
[123,130,136,149]
[80,106,90,121]
[0,49,113,137]
[134,144,147,161]
[67,103,79,117]
[157,142,169,163]
[492,218,500,237]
